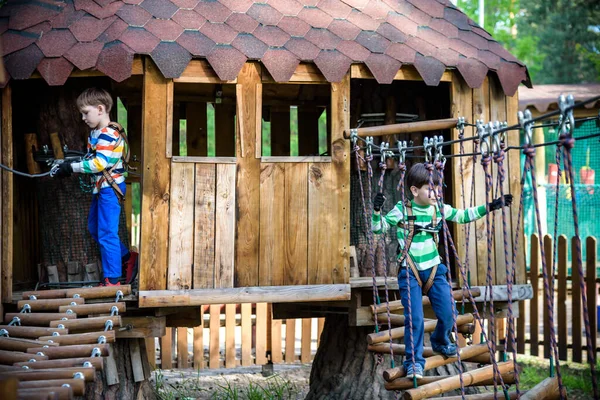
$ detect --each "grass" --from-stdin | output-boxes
[153,369,300,400]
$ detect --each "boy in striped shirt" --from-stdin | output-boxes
[52,88,135,286]
[372,163,512,379]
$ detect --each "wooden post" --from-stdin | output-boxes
[572,236,582,362]
[193,306,204,369]
[557,235,568,360]
[49,132,64,160]
[2,84,13,306]
[241,303,251,366]
[530,233,540,356]
[66,262,82,283]
[139,58,171,291]
[160,327,172,369]
[543,234,552,359]
[84,263,99,282]
[586,236,597,362]
[24,134,41,174]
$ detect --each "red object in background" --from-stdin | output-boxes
[581,167,595,194]
[548,163,559,185]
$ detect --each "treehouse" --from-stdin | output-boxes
[0,1,533,326]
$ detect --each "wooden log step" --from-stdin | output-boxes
[0,364,21,371]
[57,302,125,316]
[0,337,58,352]
[14,357,103,371]
[19,378,85,396]
[17,298,85,312]
[4,313,77,326]
[18,386,72,400]
[368,343,491,364]
[383,344,489,382]
[0,366,96,382]
[22,289,68,300]
[400,361,513,399]
[0,325,68,339]
[372,289,481,314]
[385,369,515,392]
[65,285,131,299]
[430,393,521,400]
[521,376,561,400]
[0,349,47,365]
[38,330,115,346]
[27,344,109,359]
[368,313,474,344]
[50,316,121,332]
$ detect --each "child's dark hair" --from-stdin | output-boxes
[77,87,113,113]
[406,163,441,198]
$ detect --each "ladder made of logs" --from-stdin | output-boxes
[367,289,561,399]
[0,285,132,400]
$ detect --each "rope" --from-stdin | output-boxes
[0,163,52,178]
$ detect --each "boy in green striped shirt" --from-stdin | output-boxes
[372,163,512,379]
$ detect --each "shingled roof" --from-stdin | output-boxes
[0,0,530,95]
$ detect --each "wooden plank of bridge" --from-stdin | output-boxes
[301,318,311,363]
[209,304,220,369]
[194,164,216,288]
[241,303,251,366]
[572,236,582,363]
[161,327,172,369]
[177,327,188,368]
[285,319,296,363]
[543,234,553,359]
[255,303,267,365]
[586,236,597,362]
[225,303,236,368]
[557,235,568,361]
[193,306,204,369]
[530,233,540,356]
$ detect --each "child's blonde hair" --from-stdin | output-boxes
[77,87,113,113]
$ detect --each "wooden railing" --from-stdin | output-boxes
[516,234,599,362]
[149,304,325,369]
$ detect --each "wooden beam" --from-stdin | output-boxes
[117,316,166,338]
[521,376,561,400]
[165,80,173,158]
[140,58,171,291]
[175,60,236,83]
[139,284,350,307]
[1,84,12,305]
[343,117,459,139]
[350,64,453,83]
[260,156,331,163]
[172,156,236,164]
[469,284,533,302]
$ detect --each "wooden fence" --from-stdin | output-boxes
[149,303,325,369]
[516,234,599,363]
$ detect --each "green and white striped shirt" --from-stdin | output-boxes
[372,201,487,271]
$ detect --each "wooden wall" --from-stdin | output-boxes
[451,73,526,286]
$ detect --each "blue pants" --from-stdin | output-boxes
[88,183,129,279]
[398,263,457,370]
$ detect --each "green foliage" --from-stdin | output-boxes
[456,0,600,84]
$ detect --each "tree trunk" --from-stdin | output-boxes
[85,338,156,400]
[307,315,479,400]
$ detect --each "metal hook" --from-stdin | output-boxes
[91,347,102,357]
[20,304,31,313]
[110,306,119,316]
[22,366,30,370]
[424,137,433,163]
[73,294,80,299]
[98,335,107,344]
[36,352,45,356]
[62,384,71,388]
[66,309,74,314]
[365,136,374,157]
[29,295,37,300]
[83,361,93,368]
[397,141,407,164]
[52,331,60,336]
[73,372,85,380]
[349,128,358,147]
[8,316,21,326]
[28,359,37,362]
[0,329,8,337]
[57,324,65,329]
[105,320,114,331]
[380,142,389,164]
[518,110,534,146]
[456,116,465,137]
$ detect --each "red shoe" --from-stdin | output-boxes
[103,278,121,287]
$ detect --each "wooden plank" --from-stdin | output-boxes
[173,156,236,163]
[161,327,172,369]
[317,318,324,347]
[130,339,145,382]
[349,64,453,82]
[175,60,235,83]
[193,306,204,369]
[186,102,208,156]
[285,319,296,363]
[139,284,351,307]
[300,318,311,363]
[214,164,236,288]
[255,83,262,158]
[259,163,285,286]
[262,63,327,83]
[209,304,220,369]
[177,327,188,368]
[542,235,552,359]
[308,163,333,284]
[1,85,12,304]
[572,236,582,363]
[236,63,261,287]
[168,162,195,290]
[586,236,597,362]
[145,337,156,369]
[330,74,350,284]
[284,163,308,285]
[140,59,171,291]
[271,309,282,364]
[225,303,236,368]
[472,77,491,286]
[489,77,510,285]
[517,298,525,354]
[255,303,268,365]
[261,156,332,163]
[506,94,525,284]
[240,303,251,366]
[529,234,540,356]
[215,103,236,157]
[193,164,216,289]
[117,316,166,339]
[166,80,173,158]
[450,73,476,286]
[557,235,568,361]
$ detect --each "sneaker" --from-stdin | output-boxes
[432,342,458,357]
[103,278,121,287]
[405,363,424,379]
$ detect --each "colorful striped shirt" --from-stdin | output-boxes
[71,125,126,194]
[372,201,487,271]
